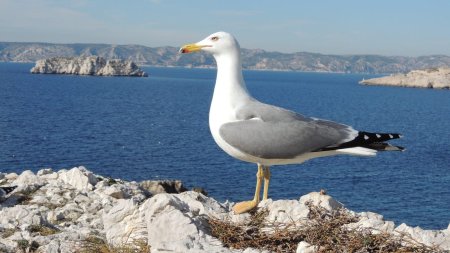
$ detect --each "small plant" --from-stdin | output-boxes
[1,227,18,238]
[78,235,150,253]
[16,239,29,253]
[14,239,40,253]
[27,224,59,236]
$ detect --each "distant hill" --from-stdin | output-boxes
[1,41,450,74]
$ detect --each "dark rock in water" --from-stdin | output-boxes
[30,56,148,77]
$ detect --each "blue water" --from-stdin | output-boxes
[1,62,449,229]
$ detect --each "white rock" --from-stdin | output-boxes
[47,210,65,222]
[44,240,61,253]
[5,172,18,180]
[145,192,231,253]
[299,191,343,211]
[346,212,395,234]
[101,184,130,199]
[59,203,84,220]
[37,168,53,176]
[258,199,309,224]
[40,172,59,181]
[14,170,44,186]
[58,166,98,191]
[395,223,450,249]
[0,205,45,227]
[296,241,318,253]
[103,198,147,246]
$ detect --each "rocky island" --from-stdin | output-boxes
[360,67,450,89]
[1,167,449,252]
[30,56,148,77]
[3,42,450,74]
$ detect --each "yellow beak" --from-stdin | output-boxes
[179,43,210,54]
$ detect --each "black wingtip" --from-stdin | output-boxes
[315,131,404,152]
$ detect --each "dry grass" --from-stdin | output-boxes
[1,227,19,238]
[77,235,150,253]
[209,208,304,252]
[27,224,59,236]
[208,203,446,253]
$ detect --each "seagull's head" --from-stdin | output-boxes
[180,31,240,56]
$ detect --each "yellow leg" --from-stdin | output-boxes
[263,166,271,200]
[232,164,263,214]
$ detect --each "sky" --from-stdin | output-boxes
[1,0,449,56]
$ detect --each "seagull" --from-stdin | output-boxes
[180,32,403,214]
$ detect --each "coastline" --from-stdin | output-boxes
[360,67,450,89]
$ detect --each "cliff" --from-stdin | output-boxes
[2,41,450,74]
[360,67,450,89]
[1,167,449,252]
[30,56,148,77]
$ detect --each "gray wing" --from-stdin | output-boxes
[219,101,357,159]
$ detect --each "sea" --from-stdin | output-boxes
[1,62,449,230]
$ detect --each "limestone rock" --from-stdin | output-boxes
[1,167,450,252]
[30,56,148,77]
[14,170,44,187]
[360,67,450,89]
[5,172,18,180]
[37,168,54,176]
[299,191,343,211]
[145,192,230,253]
[296,241,318,253]
[258,199,309,224]
[58,166,98,191]
[103,198,148,246]
[100,184,128,199]
[395,223,450,249]
[346,212,395,234]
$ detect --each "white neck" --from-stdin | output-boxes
[209,50,252,125]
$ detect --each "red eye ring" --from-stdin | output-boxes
[211,36,219,41]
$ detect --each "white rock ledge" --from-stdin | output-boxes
[30,56,148,77]
[360,67,450,89]
[0,167,449,252]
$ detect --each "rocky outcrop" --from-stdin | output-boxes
[2,42,450,74]
[0,167,449,252]
[30,56,148,77]
[360,67,450,89]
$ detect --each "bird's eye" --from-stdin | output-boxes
[211,36,219,41]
